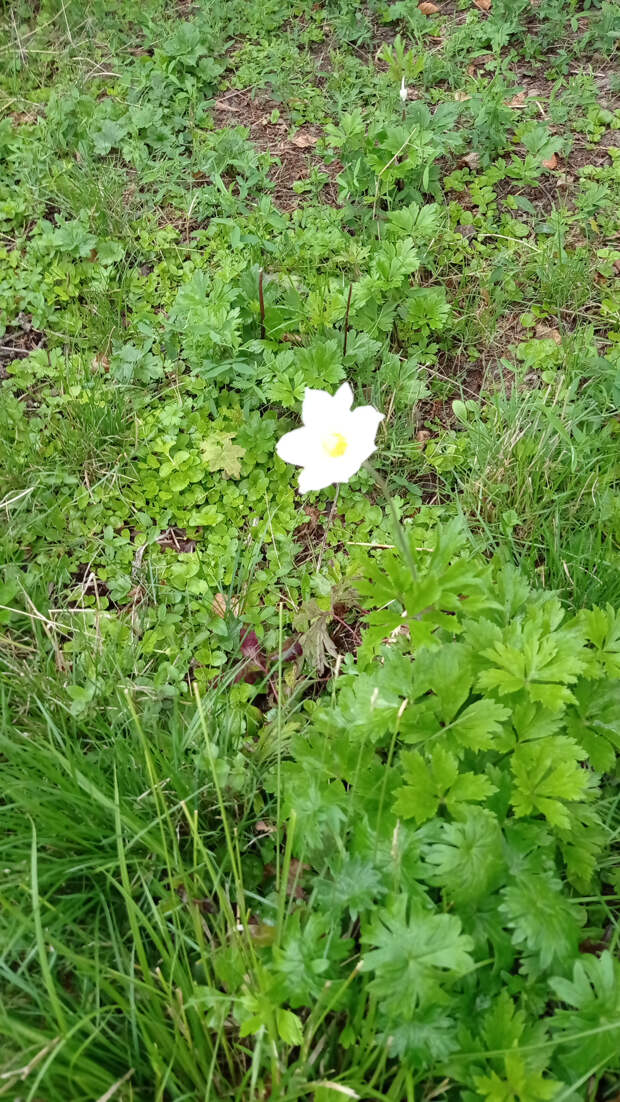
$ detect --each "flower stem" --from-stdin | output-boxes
[258,268,265,340]
[343,281,353,357]
[317,484,340,573]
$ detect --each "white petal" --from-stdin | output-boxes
[329,444,374,484]
[276,427,321,467]
[334,381,354,411]
[298,462,339,494]
[327,407,384,482]
[301,387,338,428]
[347,405,384,442]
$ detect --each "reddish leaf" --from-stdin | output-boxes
[240,628,266,666]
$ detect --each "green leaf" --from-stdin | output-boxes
[480,990,526,1052]
[363,895,474,1011]
[565,679,620,773]
[449,698,511,752]
[92,117,129,156]
[579,604,620,675]
[393,747,497,824]
[510,736,591,829]
[276,1008,303,1046]
[550,952,620,1079]
[386,201,441,239]
[372,238,420,285]
[66,683,96,716]
[393,751,438,822]
[423,808,505,904]
[316,854,387,919]
[403,286,451,334]
[414,643,474,723]
[187,505,221,526]
[475,1052,562,1102]
[201,432,245,479]
[500,872,584,969]
[477,617,587,712]
[0,576,20,624]
[278,766,347,855]
[272,912,351,1007]
[384,1005,459,1062]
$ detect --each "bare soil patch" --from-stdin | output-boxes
[212,91,340,210]
[0,316,46,378]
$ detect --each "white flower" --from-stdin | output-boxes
[399,76,408,103]
[276,382,384,494]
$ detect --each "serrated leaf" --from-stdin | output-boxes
[447,771,497,809]
[393,751,438,822]
[316,853,387,919]
[565,679,620,773]
[394,747,497,824]
[414,643,474,722]
[510,736,591,829]
[477,618,587,712]
[423,808,505,904]
[474,1052,561,1102]
[500,872,584,969]
[449,698,511,752]
[580,604,620,675]
[385,1005,459,1062]
[272,911,351,1007]
[481,990,526,1052]
[550,952,620,1079]
[363,895,474,1011]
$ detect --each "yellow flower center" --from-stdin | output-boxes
[322,432,348,458]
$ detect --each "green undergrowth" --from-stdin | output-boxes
[1,0,619,1098]
[2,524,620,1100]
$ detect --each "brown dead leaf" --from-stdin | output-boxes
[291,131,318,148]
[460,151,481,170]
[303,504,321,529]
[454,91,471,102]
[506,92,526,107]
[264,859,309,900]
[416,429,431,443]
[614,258,620,276]
[212,593,228,618]
[418,1,439,13]
[542,153,558,169]
[255,820,277,835]
[212,592,242,618]
[474,0,492,9]
[535,324,562,344]
[556,172,574,189]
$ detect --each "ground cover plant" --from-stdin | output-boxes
[0,0,619,1098]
